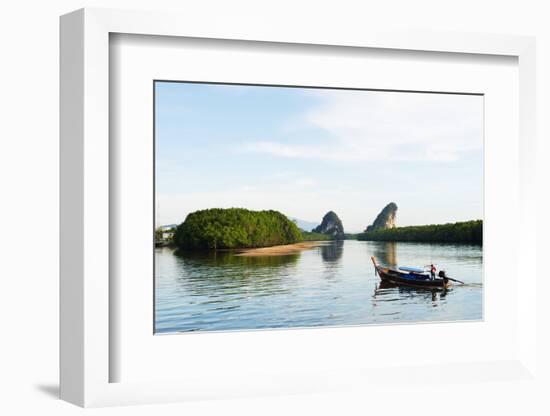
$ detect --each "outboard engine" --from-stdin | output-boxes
[438,270,447,278]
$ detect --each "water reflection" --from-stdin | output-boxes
[169,250,300,299]
[155,240,483,333]
[174,249,300,267]
[317,240,345,280]
[370,241,397,267]
[372,281,448,308]
[320,240,344,263]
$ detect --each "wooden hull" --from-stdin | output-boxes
[376,266,451,289]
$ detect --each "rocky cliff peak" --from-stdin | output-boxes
[365,203,398,232]
[313,211,345,240]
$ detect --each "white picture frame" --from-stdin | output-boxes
[60,8,537,407]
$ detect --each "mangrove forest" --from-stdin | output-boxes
[356,220,482,244]
[173,208,303,250]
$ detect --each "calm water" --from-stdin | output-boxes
[155,240,483,334]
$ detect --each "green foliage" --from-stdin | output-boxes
[356,220,482,244]
[174,208,303,251]
[155,227,175,246]
[343,233,358,240]
[155,228,163,243]
[300,231,330,241]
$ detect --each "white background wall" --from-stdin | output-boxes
[0,1,548,415]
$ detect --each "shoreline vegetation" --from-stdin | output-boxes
[356,220,482,244]
[156,207,483,251]
[300,231,331,241]
[173,208,302,251]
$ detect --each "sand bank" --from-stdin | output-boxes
[235,241,326,257]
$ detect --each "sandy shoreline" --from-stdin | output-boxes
[234,241,326,257]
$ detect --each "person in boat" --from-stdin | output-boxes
[430,264,436,280]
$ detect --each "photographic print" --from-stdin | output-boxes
[154,81,483,334]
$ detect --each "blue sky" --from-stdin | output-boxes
[155,82,483,233]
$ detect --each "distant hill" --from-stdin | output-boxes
[312,211,345,240]
[289,217,319,232]
[365,202,398,232]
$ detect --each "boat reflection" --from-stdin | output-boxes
[373,280,449,305]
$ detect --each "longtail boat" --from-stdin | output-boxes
[370,256,452,289]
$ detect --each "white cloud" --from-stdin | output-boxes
[242,90,483,162]
[294,177,316,187]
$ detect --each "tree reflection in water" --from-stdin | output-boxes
[170,249,300,298]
